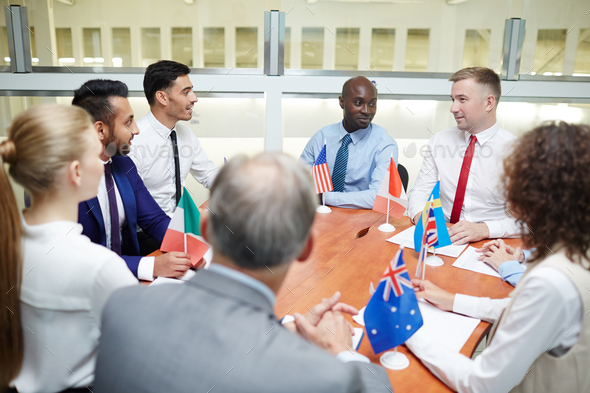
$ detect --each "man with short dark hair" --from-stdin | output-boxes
[300,76,398,209]
[74,79,192,281]
[93,152,392,393]
[408,67,519,244]
[129,60,219,216]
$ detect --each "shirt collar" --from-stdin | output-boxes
[339,121,372,146]
[207,263,276,306]
[464,122,499,146]
[146,110,175,139]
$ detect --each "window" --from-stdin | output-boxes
[405,29,429,71]
[574,28,590,76]
[172,27,193,67]
[371,28,395,71]
[463,29,490,68]
[112,28,131,67]
[534,29,567,76]
[203,27,225,68]
[236,27,258,68]
[335,28,359,70]
[301,27,323,69]
[83,28,103,66]
[55,28,74,65]
[284,27,291,69]
[141,28,161,67]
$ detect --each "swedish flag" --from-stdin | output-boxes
[413,181,451,252]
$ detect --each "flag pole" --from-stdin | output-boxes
[379,153,396,232]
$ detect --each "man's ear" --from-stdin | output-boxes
[296,232,314,263]
[338,95,344,110]
[68,160,82,187]
[94,121,107,141]
[484,94,496,114]
[155,90,168,107]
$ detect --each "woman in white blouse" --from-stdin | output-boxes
[407,121,590,393]
[0,104,137,393]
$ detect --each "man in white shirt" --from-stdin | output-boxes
[129,60,219,218]
[408,67,519,244]
[74,79,192,281]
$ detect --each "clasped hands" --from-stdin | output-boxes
[283,291,357,356]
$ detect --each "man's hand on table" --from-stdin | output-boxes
[154,251,192,277]
[294,310,353,356]
[283,291,357,335]
[476,239,524,271]
[412,279,455,312]
[448,221,489,245]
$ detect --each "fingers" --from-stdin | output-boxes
[332,302,359,316]
[293,312,315,341]
[309,292,341,320]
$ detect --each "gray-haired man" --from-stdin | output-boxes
[93,152,392,392]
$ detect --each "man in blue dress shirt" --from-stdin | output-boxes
[300,76,398,209]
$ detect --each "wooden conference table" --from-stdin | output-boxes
[151,207,517,392]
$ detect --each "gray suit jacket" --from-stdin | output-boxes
[94,268,392,392]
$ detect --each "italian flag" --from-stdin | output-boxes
[372,157,407,219]
[160,187,210,266]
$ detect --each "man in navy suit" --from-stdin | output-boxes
[73,79,192,281]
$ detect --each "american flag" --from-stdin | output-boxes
[425,198,439,248]
[380,249,413,302]
[312,142,333,194]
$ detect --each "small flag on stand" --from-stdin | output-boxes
[160,187,210,266]
[364,248,424,354]
[415,196,438,279]
[312,141,333,194]
[414,181,451,252]
[373,157,407,219]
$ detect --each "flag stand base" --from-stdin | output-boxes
[352,306,365,326]
[425,255,444,266]
[380,350,410,370]
[316,205,332,213]
[378,223,396,232]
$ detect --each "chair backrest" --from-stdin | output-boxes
[397,163,409,192]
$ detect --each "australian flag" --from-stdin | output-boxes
[364,247,423,354]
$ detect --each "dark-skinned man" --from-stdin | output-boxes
[300,76,398,209]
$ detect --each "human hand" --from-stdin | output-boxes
[476,239,524,270]
[413,213,422,225]
[294,310,353,355]
[283,292,357,335]
[412,279,455,312]
[448,221,490,245]
[153,251,192,277]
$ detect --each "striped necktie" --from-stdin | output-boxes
[331,133,352,192]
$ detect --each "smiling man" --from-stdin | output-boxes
[300,76,398,209]
[408,67,520,244]
[130,61,219,218]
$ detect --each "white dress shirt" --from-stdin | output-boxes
[130,111,220,216]
[12,217,137,393]
[405,266,582,393]
[97,160,155,281]
[408,122,519,238]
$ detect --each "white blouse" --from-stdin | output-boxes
[11,217,137,393]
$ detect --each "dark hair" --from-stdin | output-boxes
[449,67,501,103]
[72,79,129,129]
[504,121,590,265]
[143,60,191,106]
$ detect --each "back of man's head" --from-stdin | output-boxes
[143,60,191,106]
[207,152,316,270]
[449,67,501,103]
[72,79,128,129]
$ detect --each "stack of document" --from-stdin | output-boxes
[386,226,468,258]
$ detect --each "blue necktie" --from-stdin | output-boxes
[331,133,352,192]
[104,162,122,255]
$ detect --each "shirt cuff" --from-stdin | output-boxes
[452,293,480,318]
[498,260,524,280]
[522,249,533,262]
[336,350,370,364]
[482,220,501,239]
[137,256,155,281]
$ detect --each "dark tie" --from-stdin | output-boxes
[104,162,122,255]
[170,129,182,205]
[450,135,477,224]
[331,133,352,192]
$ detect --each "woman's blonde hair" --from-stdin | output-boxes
[0,104,94,388]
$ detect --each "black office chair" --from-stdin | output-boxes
[398,163,409,192]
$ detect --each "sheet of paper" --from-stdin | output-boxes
[417,299,481,352]
[452,246,501,278]
[352,327,364,351]
[386,226,468,258]
[148,277,185,286]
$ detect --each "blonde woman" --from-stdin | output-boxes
[0,104,137,393]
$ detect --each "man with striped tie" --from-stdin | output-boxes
[300,76,398,209]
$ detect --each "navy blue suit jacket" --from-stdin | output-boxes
[78,155,171,277]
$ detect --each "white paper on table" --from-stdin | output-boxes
[148,251,212,287]
[452,246,501,278]
[385,226,468,258]
[148,277,185,286]
[417,299,481,352]
[352,327,364,351]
